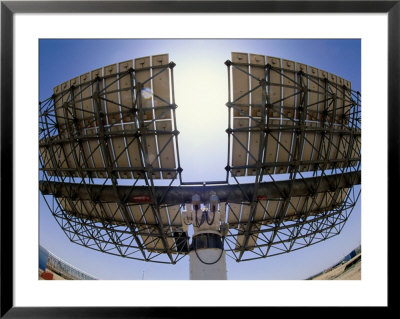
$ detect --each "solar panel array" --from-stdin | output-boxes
[39,54,179,180]
[57,197,186,254]
[222,187,350,251]
[229,52,361,177]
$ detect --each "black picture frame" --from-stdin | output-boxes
[1,1,396,317]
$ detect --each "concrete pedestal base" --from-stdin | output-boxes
[189,248,227,280]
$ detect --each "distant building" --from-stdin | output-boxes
[39,246,97,280]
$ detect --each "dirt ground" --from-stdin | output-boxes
[39,253,361,280]
[310,254,361,280]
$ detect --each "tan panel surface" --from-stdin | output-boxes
[220,202,227,224]
[159,206,171,227]
[276,59,296,174]
[286,196,307,217]
[254,200,267,222]
[140,204,157,225]
[54,142,69,175]
[79,72,92,122]
[60,80,71,133]
[310,130,322,168]
[79,71,97,176]
[60,80,73,138]
[53,84,66,134]
[127,204,145,224]
[266,56,282,106]
[337,188,349,203]
[300,132,315,171]
[295,62,308,122]
[84,126,106,178]
[263,120,279,174]
[282,59,296,108]
[327,72,338,125]
[235,223,260,251]
[249,54,265,117]
[166,205,183,227]
[231,118,249,176]
[39,145,53,174]
[124,122,144,179]
[335,134,347,168]
[104,63,120,125]
[155,120,176,179]
[328,132,340,169]
[58,198,101,223]
[118,60,134,116]
[134,56,153,120]
[301,65,319,171]
[142,121,161,179]
[239,203,252,226]
[276,129,292,174]
[137,225,157,251]
[350,134,361,164]
[308,66,320,121]
[102,202,119,222]
[319,69,329,123]
[248,54,265,175]
[109,125,131,179]
[69,76,81,133]
[227,203,241,227]
[262,200,280,225]
[232,52,249,116]
[343,79,352,126]
[336,76,345,124]
[141,206,175,252]
[90,67,104,128]
[305,192,323,213]
[106,62,130,178]
[152,54,171,119]
[264,56,282,175]
[40,142,69,177]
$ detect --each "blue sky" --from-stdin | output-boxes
[39,39,361,280]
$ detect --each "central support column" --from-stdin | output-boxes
[189,233,227,280]
[184,194,228,280]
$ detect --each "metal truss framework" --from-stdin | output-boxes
[39,54,361,264]
[40,56,187,264]
[222,54,361,261]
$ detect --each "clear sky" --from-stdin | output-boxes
[39,39,361,280]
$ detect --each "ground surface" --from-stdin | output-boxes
[39,268,66,280]
[310,254,361,280]
[38,253,361,280]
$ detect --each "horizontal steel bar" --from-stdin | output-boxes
[40,171,360,205]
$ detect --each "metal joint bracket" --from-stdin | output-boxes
[224,60,232,67]
[259,79,267,87]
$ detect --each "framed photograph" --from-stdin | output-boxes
[1,0,395,316]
